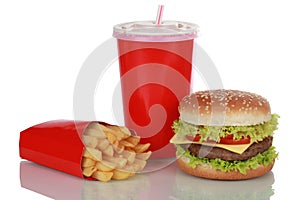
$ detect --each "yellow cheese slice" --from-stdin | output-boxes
[170,134,253,154]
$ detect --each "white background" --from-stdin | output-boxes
[1,0,300,199]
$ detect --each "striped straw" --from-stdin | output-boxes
[155,5,164,25]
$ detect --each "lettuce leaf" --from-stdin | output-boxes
[176,145,278,174]
[172,114,279,143]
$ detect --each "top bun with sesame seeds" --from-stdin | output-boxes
[179,89,271,126]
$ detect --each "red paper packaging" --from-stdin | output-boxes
[19,120,105,179]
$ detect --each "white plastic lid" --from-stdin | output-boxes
[113,21,199,42]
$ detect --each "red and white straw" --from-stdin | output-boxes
[155,5,164,25]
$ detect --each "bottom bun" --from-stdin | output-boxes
[177,156,274,180]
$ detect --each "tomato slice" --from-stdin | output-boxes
[219,134,250,144]
[185,134,250,145]
[185,134,201,142]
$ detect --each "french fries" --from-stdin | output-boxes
[81,122,151,182]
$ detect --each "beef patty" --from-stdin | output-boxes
[180,136,273,161]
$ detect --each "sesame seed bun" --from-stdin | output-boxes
[177,156,274,180]
[179,89,271,126]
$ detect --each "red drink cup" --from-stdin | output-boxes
[113,21,198,158]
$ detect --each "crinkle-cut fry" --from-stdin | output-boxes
[98,124,118,143]
[85,129,106,139]
[122,150,136,165]
[96,160,116,172]
[132,159,147,172]
[106,125,129,140]
[82,166,97,177]
[103,131,117,144]
[82,135,98,148]
[136,151,152,160]
[82,157,96,167]
[112,169,133,180]
[120,140,135,148]
[98,124,113,131]
[112,142,125,154]
[103,155,127,169]
[125,135,140,146]
[92,171,113,182]
[102,145,114,157]
[124,147,135,153]
[121,165,135,173]
[130,163,140,173]
[85,123,106,139]
[118,126,132,137]
[87,122,102,130]
[97,138,109,151]
[133,143,150,153]
[83,147,102,161]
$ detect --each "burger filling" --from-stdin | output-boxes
[176,145,278,174]
[171,114,279,174]
[180,136,273,161]
[172,114,279,143]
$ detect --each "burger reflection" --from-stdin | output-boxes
[172,167,275,200]
[20,161,274,200]
[20,161,150,200]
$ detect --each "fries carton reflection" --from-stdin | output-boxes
[172,167,275,200]
[20,161,150,200]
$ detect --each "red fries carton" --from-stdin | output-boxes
[19,120,93,179]
[20,120,151,181]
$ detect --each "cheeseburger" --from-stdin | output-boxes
[170,89,279,180]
